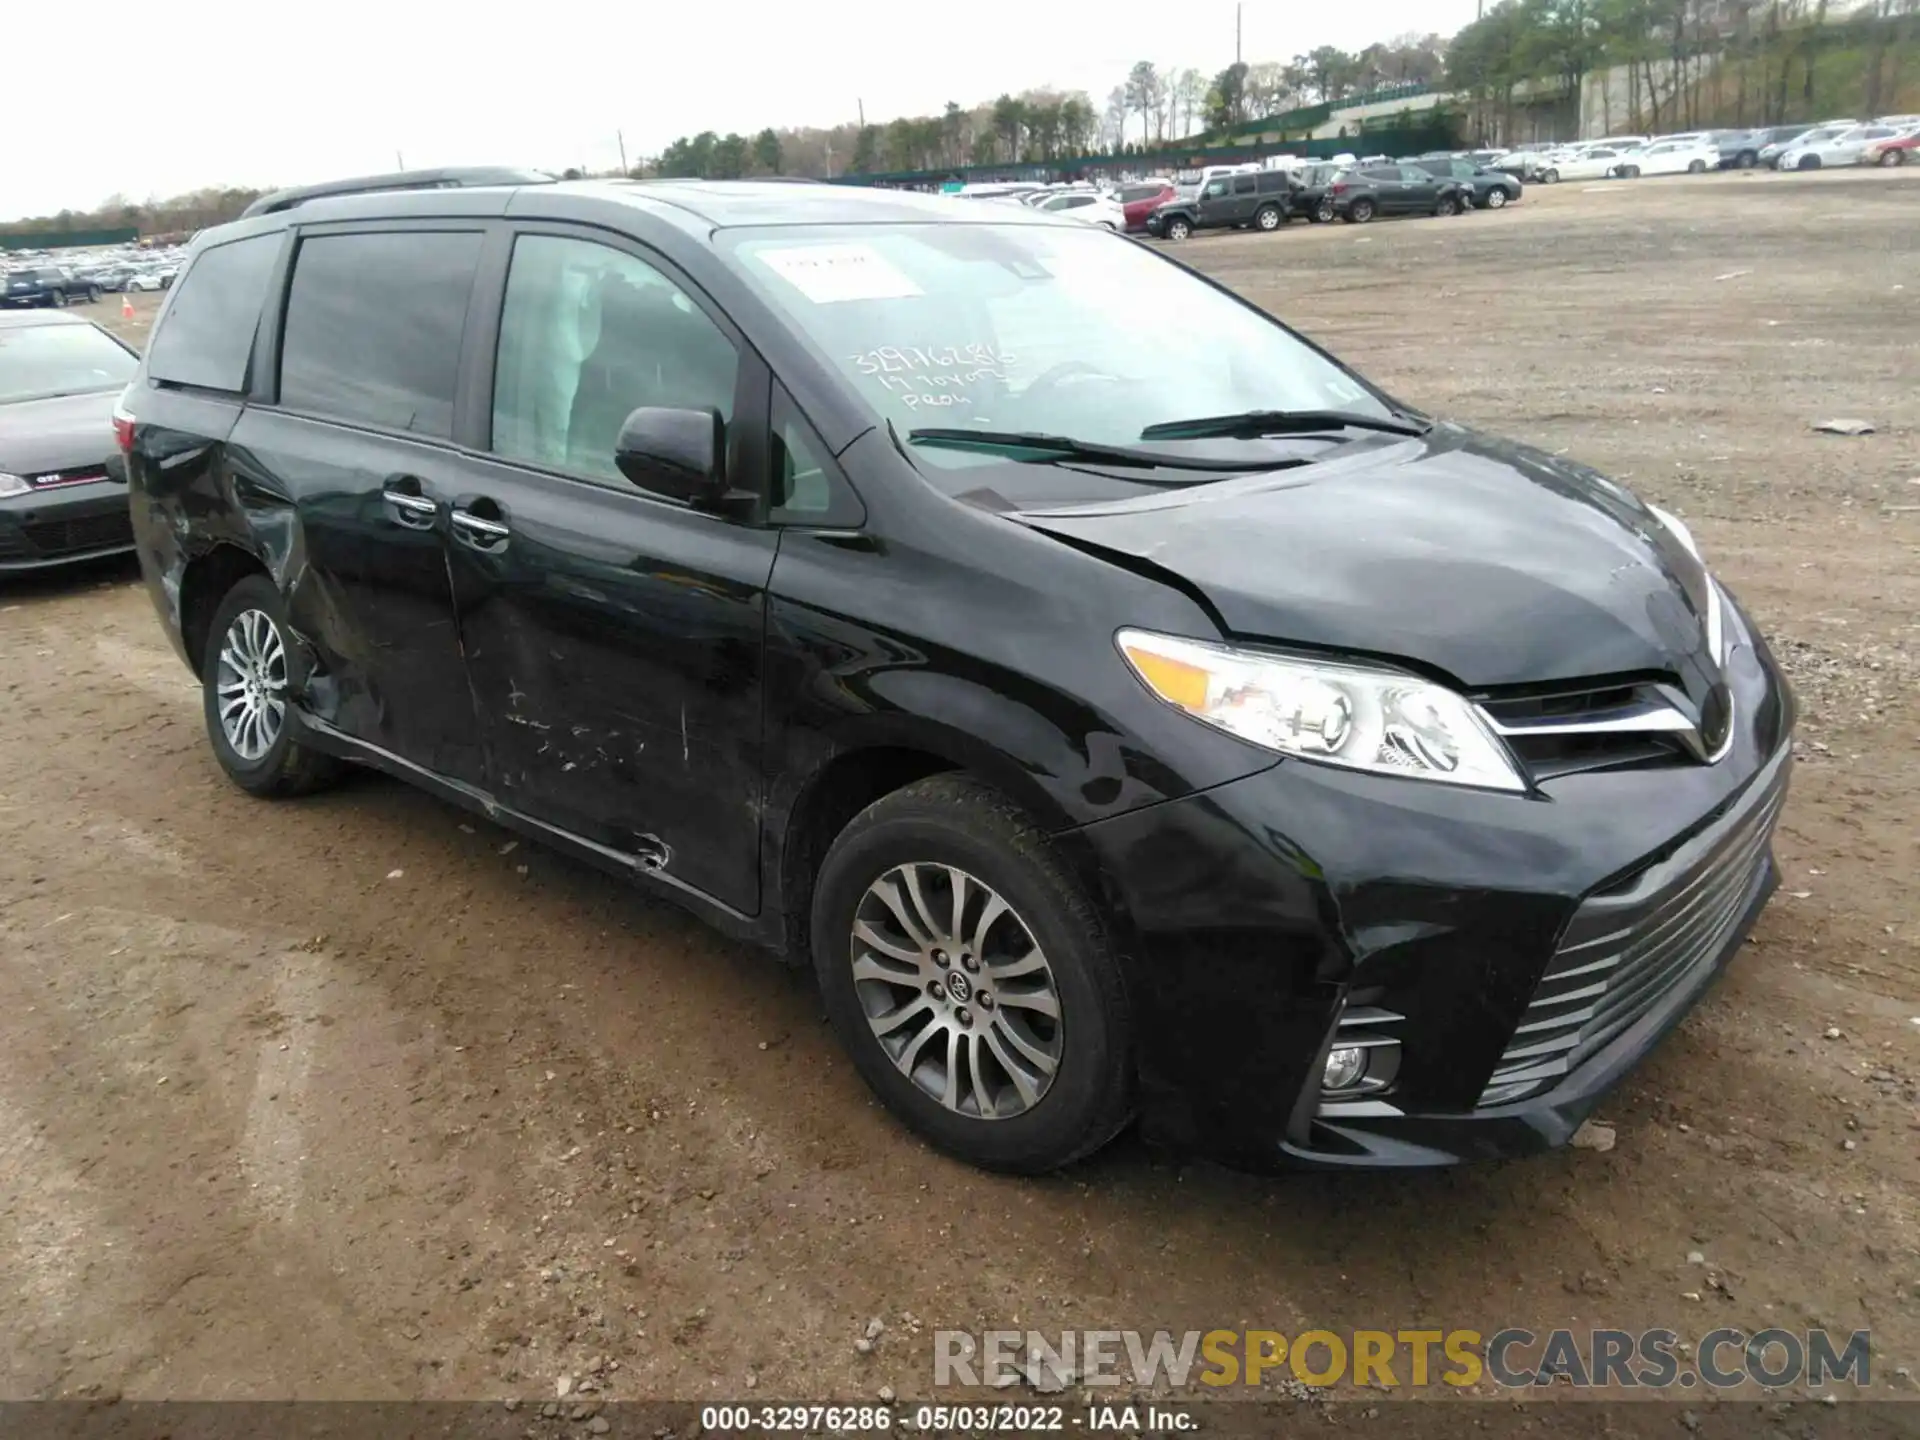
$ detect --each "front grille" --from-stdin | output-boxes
[1479,679,1700,780]
[19,510,133,557]
[1479,763,1788,1106]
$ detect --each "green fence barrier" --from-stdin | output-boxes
[0,227,141,251]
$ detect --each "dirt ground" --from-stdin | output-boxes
[2,169,1916,1413]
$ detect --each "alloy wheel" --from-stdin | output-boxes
[849,862,1063,1120]
[215,608,288,761]
[1488,189,1508,208]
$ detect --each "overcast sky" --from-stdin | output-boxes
[6,0,1478,221]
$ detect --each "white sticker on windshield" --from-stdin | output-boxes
[755,244,923,304]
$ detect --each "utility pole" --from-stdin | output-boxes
[825,138,835,179]
[617,130,628,175]
[858,98,866,128]
[395,150,405,171]
[1235,3,1242,64]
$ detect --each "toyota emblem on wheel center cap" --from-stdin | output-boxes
[946,970,973,1004]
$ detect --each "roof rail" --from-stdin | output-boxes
[239,167,556,218]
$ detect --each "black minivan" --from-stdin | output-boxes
[120,171,1792,1175]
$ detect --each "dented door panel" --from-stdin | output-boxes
[224,407,488,786]
[444,456,778,914]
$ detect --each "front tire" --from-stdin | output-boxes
[87,285,101,303]
[1166,217,1191,241]
[1312,197,1335,222]
[1487,188,1509,209]
[1541,168,1560,184]
[1737,150,1758,168]
[1687,159,1707,173]
[1435,194,1460,216]
[202,575,344,798]
[1881,148,1905,167]
[1620,165,1641,179]
[1797,154,1820,170]
[810,775,1132,1174]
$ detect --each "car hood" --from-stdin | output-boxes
[1008,423,1719,692]
[0,389,120,477]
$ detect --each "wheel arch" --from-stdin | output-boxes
[178,542,274,676]
[770,722,1132,967]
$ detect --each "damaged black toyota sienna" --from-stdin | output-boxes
[119,171,1792,1175]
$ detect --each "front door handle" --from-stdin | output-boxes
[450,508,511,548]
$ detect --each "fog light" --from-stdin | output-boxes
[1322,1046,1367,1091]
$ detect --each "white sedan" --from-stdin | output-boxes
[1537,145,1630,182]
[1036,192,1126,231]
[1775,123,1903,170]
[1610,138,1722,177]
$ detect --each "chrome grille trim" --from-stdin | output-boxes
[1479,764,1788,1107]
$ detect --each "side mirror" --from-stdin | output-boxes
[614,406,728,508]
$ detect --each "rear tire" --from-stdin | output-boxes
[1541,168,1560,184]
[87,285,101,303]
[810,775,1133,1174]
[201,575,344,798]
[49,290,67,308]
[1254,204,1282,231]
[1737,151,1758,168]
[1687,159,1707,173]
[1621,165,1641,179]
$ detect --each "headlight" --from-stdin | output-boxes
[1648,504,1731,663]
[0,472,30,498]
[1116,629,1526,792]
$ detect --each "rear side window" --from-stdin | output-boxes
[1231,175,1257,195]
[277,230,482,438]
[145,234,280,392]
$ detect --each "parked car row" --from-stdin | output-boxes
[0,242,186,309]
[1494,116,1920,181]
[1141,152,1521,239]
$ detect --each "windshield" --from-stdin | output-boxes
[0,322,136,403]
[726,222,1388,466]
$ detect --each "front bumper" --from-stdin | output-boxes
[0,479,136,571]
[1076,608,1793,1171]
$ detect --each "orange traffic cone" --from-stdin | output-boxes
[121,292,136,320]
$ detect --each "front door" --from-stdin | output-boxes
[230,225,490,785]
[1393,165,1439,212]
[446,228,778,914]
[1196,179,1233,228]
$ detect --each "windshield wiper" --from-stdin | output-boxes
[1138,408,1431,441]
[907,427,1304,474]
